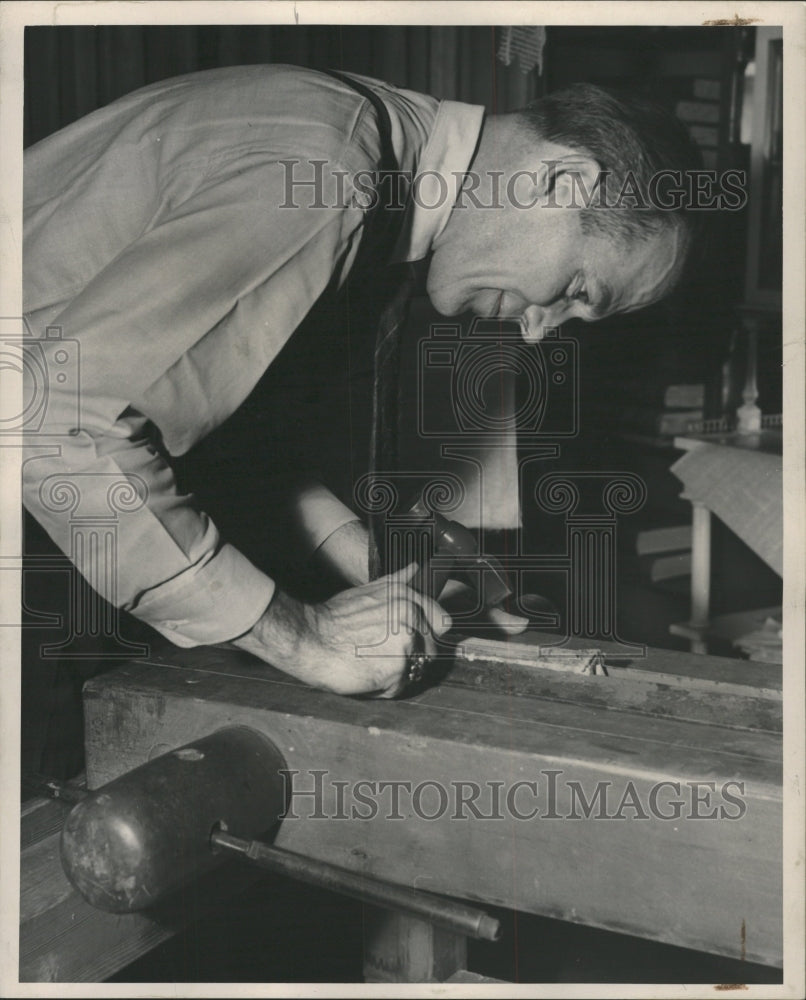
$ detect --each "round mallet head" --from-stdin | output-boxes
[60,726,288,912]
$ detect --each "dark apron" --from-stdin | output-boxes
[173,71,409,597]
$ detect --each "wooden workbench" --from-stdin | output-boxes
[69,632,781,975]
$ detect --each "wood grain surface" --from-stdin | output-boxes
[80,636,782,968]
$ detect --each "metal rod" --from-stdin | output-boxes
[211,829,501,942]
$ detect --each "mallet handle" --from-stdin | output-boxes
[212,829,501,942]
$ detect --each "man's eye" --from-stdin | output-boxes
[564,277,589,306]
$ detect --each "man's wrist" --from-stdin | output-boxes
[232,588,307,673]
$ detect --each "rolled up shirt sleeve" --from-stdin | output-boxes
[132,544,276,647]
[22,403,276,646]
[289,479,363,555]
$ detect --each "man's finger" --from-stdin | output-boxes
[375,663,411,700]
[486,606,529,635]
[374,684,404,700]
[384,561,419,585]
[407,589,453,638]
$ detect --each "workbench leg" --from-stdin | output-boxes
[362,906,467,983]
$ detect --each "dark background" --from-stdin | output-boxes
[21,24,782,984]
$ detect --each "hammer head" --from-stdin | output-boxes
[406,497,512,607]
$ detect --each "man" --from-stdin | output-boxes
[23,65,698,700]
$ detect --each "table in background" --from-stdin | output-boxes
[670,429,782,656]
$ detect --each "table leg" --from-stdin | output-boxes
[690,501,711,653]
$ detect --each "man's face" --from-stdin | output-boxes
[426,201,682,342]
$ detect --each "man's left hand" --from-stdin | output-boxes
[312,519,528,636]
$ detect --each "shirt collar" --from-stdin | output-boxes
[391,99,485,264]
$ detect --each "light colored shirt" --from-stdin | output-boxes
[22,65,484,646]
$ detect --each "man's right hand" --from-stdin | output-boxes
[232,563,452,698]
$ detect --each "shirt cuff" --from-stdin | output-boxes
[291,480,362,555]
[130,542,275,647]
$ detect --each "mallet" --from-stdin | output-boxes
[59,726,501,941]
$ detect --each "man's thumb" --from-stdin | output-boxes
[386,561,419,585]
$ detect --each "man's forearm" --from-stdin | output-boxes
[289,480,369,587]
[232,589,310,679]
[313,518,369,587]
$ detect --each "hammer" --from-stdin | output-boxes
[405,495,512,607]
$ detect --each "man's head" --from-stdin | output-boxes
[427,83,702,341]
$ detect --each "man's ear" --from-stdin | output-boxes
[536,155,602,209]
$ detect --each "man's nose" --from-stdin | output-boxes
[519,303,567,343]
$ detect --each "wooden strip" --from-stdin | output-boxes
[19,821,263,982]
[21,880,175,983]
[605,663,780,700]
[456,634,783,697]
[456,638,605,675]
[450,639,781,733]
[20,836,75,924]
[21,798,53,820]
[21,790,84,850]
[21,799,71,851]
[446,655,782,734]
[501,631,782,694]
